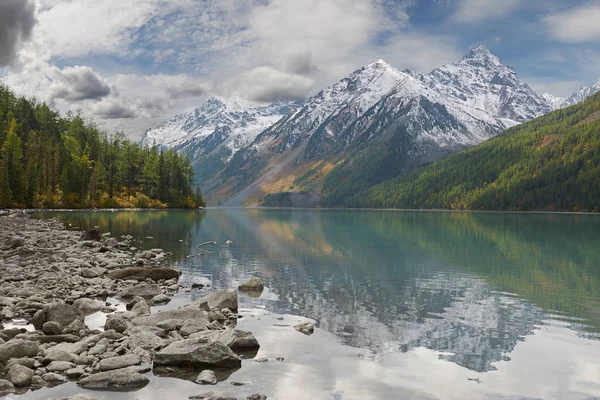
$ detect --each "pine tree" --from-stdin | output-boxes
[0,119,24,205]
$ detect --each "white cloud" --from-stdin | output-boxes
[34,0,164,58]
[544,2,600,43]
[220,66,314,103]
[3,0,465,138]
[451,0,522,23]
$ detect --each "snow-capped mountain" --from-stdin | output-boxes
[143,46,600,206]
[422,46,552,124]
[212,46,562,205]
[544,80,600,109]
[255,59,407,153]
[141,97,302,160]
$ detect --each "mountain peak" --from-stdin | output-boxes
[362,58,396,71]
[462,45,502,66]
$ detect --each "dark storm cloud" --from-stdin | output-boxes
[167,82,206,99]
[0,0,36,67]
[51,66,111,101]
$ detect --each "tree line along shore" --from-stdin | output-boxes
[0,84,205,210]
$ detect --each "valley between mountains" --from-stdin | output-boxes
[142,46,600,209]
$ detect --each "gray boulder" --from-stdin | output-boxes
[108,267,180,282]
[154,336,241,368]
[124,330,165,352]
[43,372,68,384]
[104,317,128,334]
[195,290,238,312]
[34,301,84,330]
[196,369,217,385]
[42,321,64,336]
[246,395,267,400]
[180,320,209,336]
[77,368,150,390]
[217,329,260,350]
[0,340,40,362]
[131,298,151,316]
[131,306,207,326]
[190,329,259,351]
[0,379,15,395]
[99,354,141,371]
[46,361,76,372]
[151,294,171,305]
[73,298,104,312]
[156,319,185,331]
[41,350,77,364]
[6,364,34,387]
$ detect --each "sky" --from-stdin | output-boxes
[1,0,600,140]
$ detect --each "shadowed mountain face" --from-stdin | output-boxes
[40,210,600,373]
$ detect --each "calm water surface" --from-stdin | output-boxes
[17,209,600,400]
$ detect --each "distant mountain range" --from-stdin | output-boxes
[141,46,600,207]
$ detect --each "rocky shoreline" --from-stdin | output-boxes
[0,211,308,400]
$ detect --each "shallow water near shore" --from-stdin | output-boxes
[17,209,600,400]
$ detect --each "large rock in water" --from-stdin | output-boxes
[77,368,150,390]
[238,277,264,297]
[33,301,84,330]
[194,290,238,311]
[108,267,181,282]
[190,329,259,351]
[0,340,40,362]
[154,336,241,368]
[118,283,161,298]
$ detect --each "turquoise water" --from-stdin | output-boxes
[24,209,600,400]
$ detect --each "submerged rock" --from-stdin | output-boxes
[196,369,218,385]
[238,277,264,297]
[108,267,180,282]
[294,322,315,336]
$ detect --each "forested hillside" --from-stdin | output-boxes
[0,84,203,209]
[345,91,600,212]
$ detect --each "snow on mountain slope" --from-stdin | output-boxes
[141,98,301,159]
[422,46,552,124]
[252,59,407,153]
